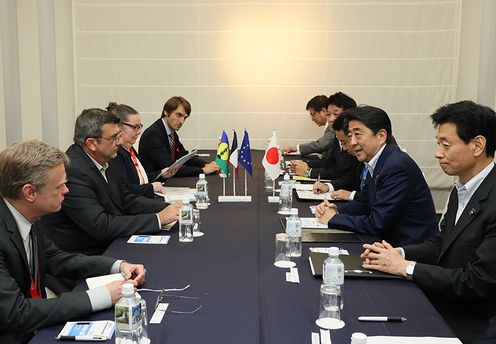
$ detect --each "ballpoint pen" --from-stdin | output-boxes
[358,316,407,322]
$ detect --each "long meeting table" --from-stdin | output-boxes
[30,150,457,343]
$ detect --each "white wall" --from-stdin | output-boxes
[1,0,495,211]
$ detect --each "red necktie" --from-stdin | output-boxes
[129,148,146,184]
[29,226,42,298]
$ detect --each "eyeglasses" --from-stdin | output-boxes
[153,288,205,314]
[90,132,122,144]
[121,122,144,131]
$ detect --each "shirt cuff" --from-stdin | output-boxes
[399,247,406,258]
[349,191,356,200]
[156,214,161,228]
[86,287,112,312]
[326,183,334,193]
[110,260,123,274]
[296,145,301,154]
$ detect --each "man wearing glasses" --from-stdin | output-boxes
[41,109,181,290]
[139,96,220,177]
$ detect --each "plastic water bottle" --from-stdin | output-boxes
[195,173,209,209]
[114,283,143,344]
[322,246,344,309]
[264,171,274,191]
[279,173,292,213]
[135,294,149,344]
[179,198,194,242]
[286,208,302,257]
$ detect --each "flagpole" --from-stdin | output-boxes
[272,180,275,197]
[232,166,236,196]
[244,170,247,196]
[222,175,226,196]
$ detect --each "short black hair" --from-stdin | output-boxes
[327,92,357,110]
[74,108,120,147]
[306,95,328,111]
[331,113,349,133]
[344,105,392,143]
[431,100,496,157]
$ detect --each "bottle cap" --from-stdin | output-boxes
[290,208,298,215]
[351,332,367,344]
[284,173,290,181]
[122,283,135,296]
[329,246,340,257]
[182,198,190,205]
[199,173,205,179]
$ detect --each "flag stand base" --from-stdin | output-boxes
[268,196,279,203]
[218,195,252,203]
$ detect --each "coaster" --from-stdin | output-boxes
[315,318,345,330]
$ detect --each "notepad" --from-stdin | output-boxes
[127,235,170,244]
[295,190,334,201]
[56,320,115,341]
[86,273,124,290]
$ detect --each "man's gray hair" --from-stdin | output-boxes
[73,108,120,147]
[0,140,69,199]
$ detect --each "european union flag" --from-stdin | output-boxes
[238,130,252,175]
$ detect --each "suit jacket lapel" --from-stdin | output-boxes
[73,145,125,214]
[367,144,394,207]
[439,166,496,260]
[1,198,30,272]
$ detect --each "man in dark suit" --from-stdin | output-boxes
[139,96,219,177]
[41,109,181,256]
[291,92,357,175]
[313,114,367,200]
[282,95,334,157]
[316,106,437,246]
[361,101,496,343]
[0,140,146,344]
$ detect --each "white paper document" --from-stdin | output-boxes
[310,247,349,255]
[293,183,315,191]
[296,190,333,201]
[153,150,197,181]
[127,235,170,245]
[86,273,124,290]
[156,187,196,203]
[367,336,462,344]
[300,217,329,229]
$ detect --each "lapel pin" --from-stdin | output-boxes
[469,208,477,216]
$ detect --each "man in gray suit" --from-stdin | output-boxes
[0,140,146,344]
[282,95,333,157]
[361,101,496,343]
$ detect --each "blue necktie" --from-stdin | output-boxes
[359,166,368,191]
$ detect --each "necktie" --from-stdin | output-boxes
[169,133,176,162]
[29,225,42,298]
[359,165,368,191]
[129,148,146,184]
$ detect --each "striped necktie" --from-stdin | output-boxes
[169,132,176,162]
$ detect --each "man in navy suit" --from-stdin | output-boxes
[139,96,219,177]
[316,105,437,246]
[361,101,496,343]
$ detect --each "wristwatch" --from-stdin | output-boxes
[405,261,416,280]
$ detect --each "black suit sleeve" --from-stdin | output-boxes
[109,151,155,198]
[61,168,163,242]
[405,221,496,303]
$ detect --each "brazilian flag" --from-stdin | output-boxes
[215,130,230,176]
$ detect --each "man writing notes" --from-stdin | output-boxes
[361,101,496,344]
[291,92,358,179]
[41,109,180,257]
[0,140,146,344]
[139,96,219,177]
[315,105,437,246]
[282,95,334,157]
